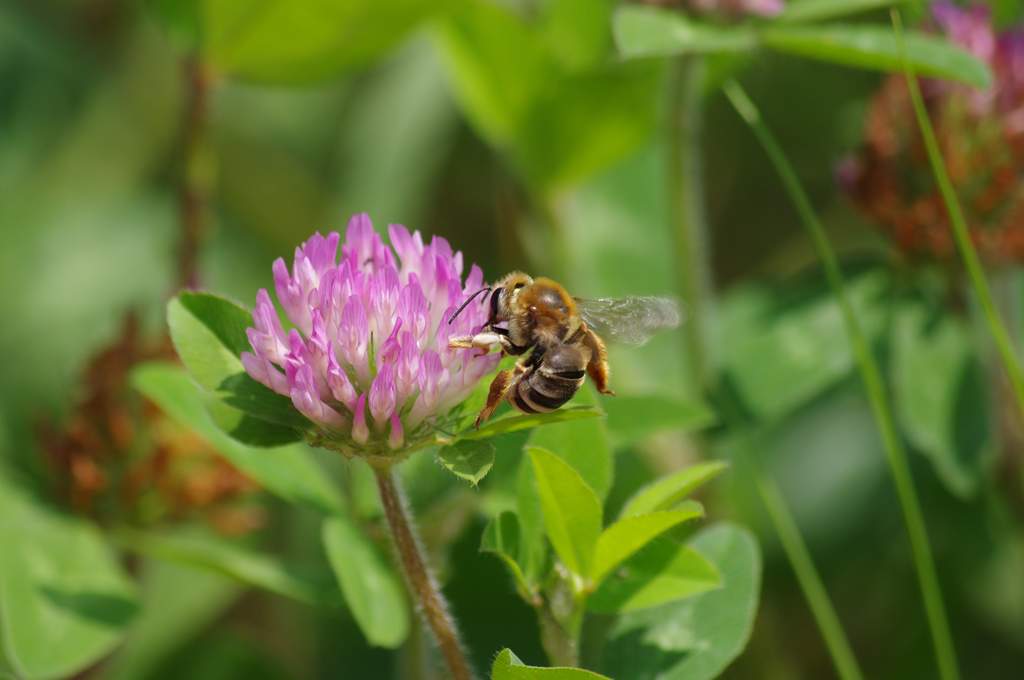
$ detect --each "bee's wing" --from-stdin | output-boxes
[575,296,683,346]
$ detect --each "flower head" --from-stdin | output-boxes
[841,2,1024,263]
[242,214,499,459]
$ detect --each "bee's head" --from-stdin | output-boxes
[448,271,533,327]
[492,272,533,322]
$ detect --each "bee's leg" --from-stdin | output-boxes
[448,331,504,351]
[582,327,615,396]
[475,369,518,428]
[491,327,531,356]
[451,332,525,361]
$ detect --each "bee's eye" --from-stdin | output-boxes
[513,282,526,290]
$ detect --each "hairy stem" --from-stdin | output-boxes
[177,55,212,290]
[723,79,958,680]
[536,603,578,667]
[667,55,712,389]
[374,466,474,680]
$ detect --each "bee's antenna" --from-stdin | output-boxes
[449,287,491,324]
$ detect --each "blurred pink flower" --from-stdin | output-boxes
[688,0,783,18]
[928,1,1024,121]
[932,1,995,61]
[242,214,499,456]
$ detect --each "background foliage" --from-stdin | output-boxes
[1,0,1023,678]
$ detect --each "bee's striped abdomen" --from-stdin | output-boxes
[509,344,587,414]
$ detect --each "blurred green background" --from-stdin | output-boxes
[2,0,1024,678]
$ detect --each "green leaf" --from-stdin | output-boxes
[103,560,241,680]
[777,0,904,24]
[461,406,603,441]
[178,291,253,357]
[602,523,761,680]
[509,401,609,585]
[206,398,304,447]
[613,6,991,88]
[515,61,663,190]
[437,439,496,486]
[619,461,728,519]
[591,508,704,585]
[540,0,614,71]
[132,362,344,515]
[528,388,612,500]
[528,446,602,580]
[0,470,138,680]
[516,454,549,586]
[589,541,720,614]
[217,373,311,431]
[437,0,661,191]
[481,512,534,597]
[202,0,446,85]
[322,516,410,649]
[167,294,310,431]
[719,269,890,421]
[116,527,339,608]
[492,648,612,680]
[612,6,757,58]
[891,301,991,498]
[602,394,715,447]
[760,24,992,87]
[167,294,246,391]
[435,0,549,145]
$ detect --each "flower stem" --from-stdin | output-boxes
[374,466,474,680]
[667,55,712,390]
[723,79,959,680]
[177,54,213,290]
[890,9,1024,418]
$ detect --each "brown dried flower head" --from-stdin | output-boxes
[841,2,1024,264]
[37,313,263,535]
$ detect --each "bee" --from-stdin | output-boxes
[448,272,681,427]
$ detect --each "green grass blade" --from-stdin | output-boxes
[776,0,905,25]
[723,79,959,680]
[740,442,863,680]
[890,9,1024,417]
